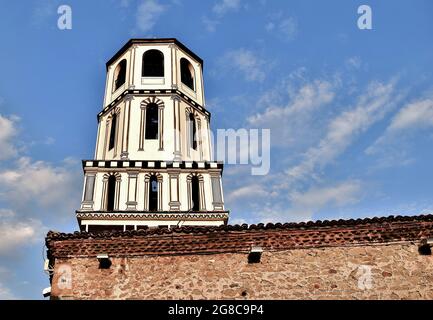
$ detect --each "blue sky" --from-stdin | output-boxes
[0,0,433,299]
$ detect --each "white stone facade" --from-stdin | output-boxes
[77,39,228,232]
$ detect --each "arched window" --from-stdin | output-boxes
[142,50,164,77]
[145,103,158,140]
[113,59,127,91]
[108,113,117,150]
[148,175,158,211]
[191,176,200,211]
[106,175,116,211]
[189,113,197,150]
[180,58,195,90]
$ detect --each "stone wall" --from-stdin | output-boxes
[50,243,433,300]
[46,214,433,300]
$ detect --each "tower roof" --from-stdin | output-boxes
[106,38,203,70]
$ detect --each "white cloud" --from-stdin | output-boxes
[202,16,220,33]
[221,49,266,82]
[253,180,362,223]
[119,0,131,7]
[228,217,248,225]
[31,0,57,26]
[226,184,271,203]
[277,18,297,40]
[248,79,336,148]
[213,0,241,15]
[0,113,19,160]
[266,16,298,41]
[0,157,81,214]
[0,216,44,256]
[345,56,362,69]
[136,0,166,33]
[265,22,275,32]
[290,180,362,211]
[287,79,402,182]
[249,80,335,125]
[203,0,242,32]
[366,97,433,155]
[0,209,15,218]
[0,282,15,300]
[388,98,433,131]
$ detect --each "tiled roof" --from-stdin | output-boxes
[46,214,433,259]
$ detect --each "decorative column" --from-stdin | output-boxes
[168,170,181,211]
[157,176,163,211]
[129,45,137,88]
[138,102,146,151]
[206,116,212,161]
[81,172,96,210]
[169,44,178,89]
[103,119,110,159]
[186,175,192,210]
[198,175,206,211]
[143,174,149,211]
[185,109,191,158]
[158,104,164,151]
[94,120,101,159]
[121,95,133,159]
[126,171,138,210]
[210,171,224,210]
[100,175,108,210]
[112,108,120,158]
[197,118,203,161]
[114,175,121,211]
[172,96,182,160]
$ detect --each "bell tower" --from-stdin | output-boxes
[77,39,229,232]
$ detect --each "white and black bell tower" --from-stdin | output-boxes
[76,38,229,232]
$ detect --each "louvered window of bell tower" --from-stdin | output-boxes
[113,59,127,91]
[149,175,158,211]
[180,58,195,91]
[108,113,117,150]
[142,50,164,77]
[145,103,159,140]
[191,175,200,211]
[189,113,197,150]
[106,175,116,212]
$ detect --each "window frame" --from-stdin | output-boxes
[108,113,118,151]
[145,103,159,140]
[113,59,127,92]
[142,49,165,78]
[180,58,195,91]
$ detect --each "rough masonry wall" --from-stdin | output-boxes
[51,243,433,300]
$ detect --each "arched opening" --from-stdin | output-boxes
[142,50,164,77]
[180,58,195,90]
[106,175,116,211]
[113,59,127,91]
[145,103,159,140]
[191,175,200,211]
[189,113,197,150]
[108,113,117,151]
[148,175,158,211]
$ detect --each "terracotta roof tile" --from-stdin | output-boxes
[45,214,433,259]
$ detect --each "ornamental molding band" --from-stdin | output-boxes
[98,89,211,119]
[81,160,224,170]
[76,211,230,221]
